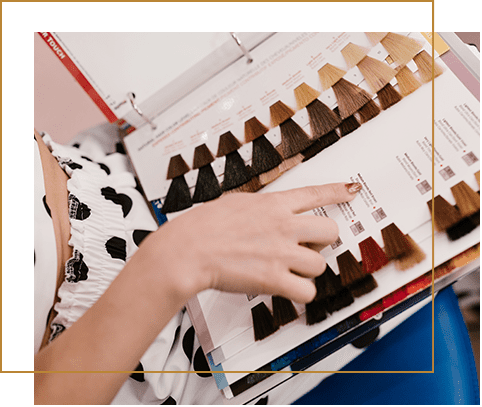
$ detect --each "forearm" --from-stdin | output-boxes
[34,249,193,405]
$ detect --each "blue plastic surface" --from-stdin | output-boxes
[293,287,480,405]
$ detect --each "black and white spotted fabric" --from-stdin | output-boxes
[35,131,323,405]
[34,137,58,353]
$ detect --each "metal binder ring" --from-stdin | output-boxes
[127,92,157,130]
[230,32,253,64]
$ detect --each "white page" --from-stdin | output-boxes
[54,32,231,117]
[124,31,480,386]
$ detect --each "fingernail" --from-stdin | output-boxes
[345,182,362,194]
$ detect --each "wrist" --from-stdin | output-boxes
[133,231,210,305]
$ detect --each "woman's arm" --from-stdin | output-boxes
[34,182,361,404]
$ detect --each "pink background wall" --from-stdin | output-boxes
[34,34,107,144]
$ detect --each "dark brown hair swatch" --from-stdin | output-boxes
[245,116,270,143]
[451,181,480,226]
[269,100,296,128]
[252,135,283,177]
[162,155,193,214]
[331,78,374,119]
[216,131,242,157]
[162,177,193,214]
[381,223,425,270]
[428,195,475,240]
[272,296,298,327]
[278,118,313,159]
[357,99,381,124]
[301,130,340,162]
[192,143,215,169]
[315,264,354,313]
[305,297,328,326]
[333,107,360,137]
[377,83,403,110]
[294,83,342,139]
[337,250,378,298]
[216,131,251,191]
[192,144,222,203]
[251,301,279,341]
[166,154,190,180]
[380,223,413,260]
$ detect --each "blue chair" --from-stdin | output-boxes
[293,287,479,405]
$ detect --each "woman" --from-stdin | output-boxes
[34,127,361,404]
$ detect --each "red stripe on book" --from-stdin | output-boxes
[359,301,383,322]
[37,32,118,123]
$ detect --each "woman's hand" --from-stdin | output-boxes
[138,182,362,304]
[34,181,361,405]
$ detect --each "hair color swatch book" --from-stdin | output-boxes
[121,32,480,399]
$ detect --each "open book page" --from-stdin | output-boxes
[48,32,271,125]
[123,32,479,390]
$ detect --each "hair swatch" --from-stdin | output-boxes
[251,301,279,341]
[381,223,425,269]
[395,66,421,97]
[341,42,370,69]
[162,177,192,214]
[278,118,313,159]
[162,154,192,214]
[333,107,360,137]
[278,152,304,173]
[272,296,298,327]
[313,264,354,313]
[192,144,222,203]
[318,63,347,91]
[395,235,426,271]
[356,55,398,94]
[356,99,381,123]
[337,250,378,298]
[428,195,475,240]
[381,223,413,260]
[365,32,389,46]
[269,100,296,127]
[295,83,342,139]
[413,50,444,83]
[358,237,389,274]
[305,297,328,325]
[245,117,283,185]
[451,181,480,226]
[331,78,374,119]
[377,83,403,110]
[223,165,263,194]
[252,136,283,182]
[193,143,215,170]
[301,130,340,162]
[379,32,423,67]
[294,82,320,109]
[245,116,270,142]
[192,165,222,203]
[217,131,252,191]
[166,154,190,180]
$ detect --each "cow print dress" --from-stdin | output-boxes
[34,131,321,405]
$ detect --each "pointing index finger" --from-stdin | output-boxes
[274,182,362,214]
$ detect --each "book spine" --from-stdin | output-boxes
[37,32,119,123]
